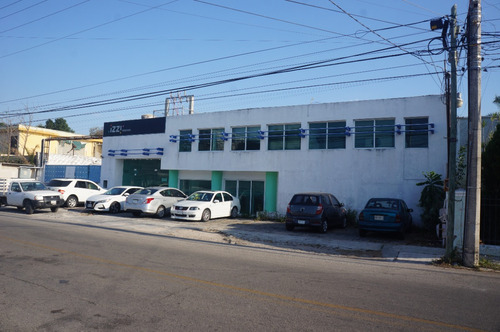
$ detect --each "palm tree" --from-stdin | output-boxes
[417,171,445,231]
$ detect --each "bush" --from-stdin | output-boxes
[417,171,445,232]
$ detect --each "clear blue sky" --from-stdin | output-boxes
[1,0,499,135]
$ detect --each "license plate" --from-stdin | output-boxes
[51,201,56,205]
[374,215,384,221]
[177,212,185,216]
[298,220,306,225]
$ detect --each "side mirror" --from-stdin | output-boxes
[123,193,130,197]
[214,200,220,203]
[340,202,345,207]
[408,208,413,212]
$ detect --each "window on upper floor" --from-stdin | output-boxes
[268,124,301,150]
[405,117,429,148]
[309,121,346,149]
[179,130,192,152]
[355,119,395,148]
[199,128,224,151]
[231,126,261,151]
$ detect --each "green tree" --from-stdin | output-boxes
[416,171,445,231]
[40,118,74,133]
[482,123,500,194]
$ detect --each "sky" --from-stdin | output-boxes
[1,0,499,135]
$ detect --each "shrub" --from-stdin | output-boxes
[417,171,445,232]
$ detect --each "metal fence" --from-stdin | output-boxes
[481,194,500,245]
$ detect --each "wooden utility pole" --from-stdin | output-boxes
[463,0,482,267]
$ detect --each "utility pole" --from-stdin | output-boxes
[463,0,482,267]
[446,5,458,258]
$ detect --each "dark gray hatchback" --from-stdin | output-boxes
[285,192,347,233]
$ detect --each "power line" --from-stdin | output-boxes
[0,0,47,20]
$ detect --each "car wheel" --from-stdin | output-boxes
[156,205,166,218]
[132,211,141,217]
[24,200,34,215]
[230,207,238,218]
[65,195,78,208]
[109,202,121,214]
[50,207,59,213]
[319,218,328,233]
[201,209,211,222]
[285,223,294,231]
[359,228,367,237]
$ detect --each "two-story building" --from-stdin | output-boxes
[101,95,447,226]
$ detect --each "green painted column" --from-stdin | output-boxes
[265,172,278,212]
[168,170,179,188]
[211,171,223,190]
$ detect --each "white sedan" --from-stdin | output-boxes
[85,186,143,213]
[125,187,187,218]
[171,190,240,222]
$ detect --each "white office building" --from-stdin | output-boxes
[101,94,447,226]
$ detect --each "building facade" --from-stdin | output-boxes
[101,95,447,226]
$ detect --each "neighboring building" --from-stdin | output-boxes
[0,124,102,163]
[101,95,447,226]
[457,116,499,150]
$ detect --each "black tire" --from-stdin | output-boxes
[398,229,406,240]
[156,205,166,218]
[319,218,328,233]
[201,209,211,222]
[285,223,295,231]
[359,228,367,237]
[24,200,34,215]
[65,195,78,208]
[109,202,120,214]
[50,207,59,213]
[132,211,141,217]
[230,207,238,218]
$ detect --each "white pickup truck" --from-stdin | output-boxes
[0,178,64,214]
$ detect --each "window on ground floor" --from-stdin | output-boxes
[225,180,264,216]
[180,179,211,196]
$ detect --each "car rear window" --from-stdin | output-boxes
[137,188,158,195]
[291,194,319,205]
[47,179,71,187]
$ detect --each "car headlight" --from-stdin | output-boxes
[97,199,110,204]
[189,207,200,211]
[34,195,43,200]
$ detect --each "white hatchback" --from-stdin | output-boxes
[124,187,187,218]
[171,191,240,222]
[85,186,143,213]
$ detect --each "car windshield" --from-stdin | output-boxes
[136,188,158,195]
[47,179,71,187]
[187,192,213,202]
[291,194,319,205]
[104,188,126,195]
[366,199,398,209]
[20,181,48,191]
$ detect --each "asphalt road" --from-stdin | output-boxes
[1,210,499,331]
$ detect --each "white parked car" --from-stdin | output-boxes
[171,190,240,222]
[124,187,187,218]
[46,178,106,208]
[85,186,143,213]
